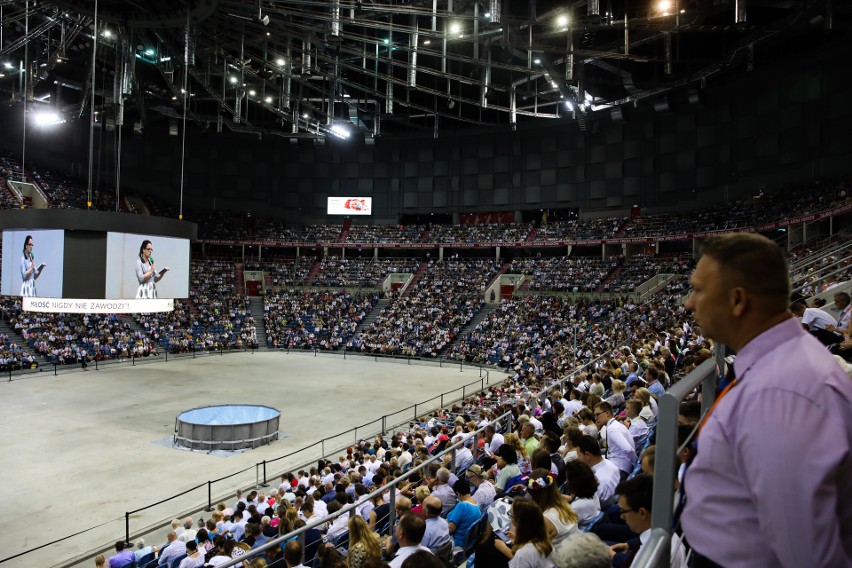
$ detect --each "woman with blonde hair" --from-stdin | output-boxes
[525,468,578,545]
[604,379,627,409]
[503,433,530,474]
[633,388,657,421]
[346,515,382,568]
[411,485,431,515]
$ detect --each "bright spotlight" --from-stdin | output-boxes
[449,22,461,35]
[330,124,351,139]
[276,58,285,66]
[3,62,13,69]
[229,76,238,84]
[658,0,672,11]
[145,48,155,56]
[248,89,256,96]
[556,14,569,27]
[33,111,64,126]
[533,58,541,65]
[103,29,112,38]
[264,96,273,103]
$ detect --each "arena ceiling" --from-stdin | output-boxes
[0,0,842,138]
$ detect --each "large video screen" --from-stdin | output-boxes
[104,232,190,299]
[1,229,65,297]
[328,196,373,216]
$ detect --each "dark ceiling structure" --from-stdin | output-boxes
[0,0,842,140]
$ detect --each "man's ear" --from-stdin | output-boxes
[730,286,747,318]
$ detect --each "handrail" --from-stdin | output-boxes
[788,238,852,273]
[633,358,719,568]
[210,411,514,568]
[0,351,507,565]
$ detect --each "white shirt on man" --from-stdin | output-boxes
[801,307,837,330]
[591,458,621,508]
[604,419,637,474]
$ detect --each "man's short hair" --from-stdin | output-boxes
[615,474,653,514]
[452,479,471,496]
[626,400,642,415]
[398,513,427,545]
[423,496,443,517]
[679,401,701,424]
[400,549,444,568]
[114,541,125,552]
[185,540,197,552]
[284,540,302,565]
[575,435,602,458]
[436,467,451,483]
[834,292,850,304]
[697,233,790,308]
[551,533,611,568]
[594,401,614,415]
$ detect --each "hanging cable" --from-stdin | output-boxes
[19,0,28,207]
[178,11,190,221]
[87,0,98,209]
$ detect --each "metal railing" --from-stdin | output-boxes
[2,352,507,566]
[209,411,514,568]
[633,358,719,568]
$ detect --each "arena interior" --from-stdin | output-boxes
[1,1,851,568]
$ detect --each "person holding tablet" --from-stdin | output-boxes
[20,235,45,297]
[136,239,168,299]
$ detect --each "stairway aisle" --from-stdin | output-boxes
[440,302,499,355]
[249,296,268,348]
[353,298,391,335]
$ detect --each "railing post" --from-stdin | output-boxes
[263,460,268,486]
[440,394,444,408]
[207,480,214,511]
[322,438,326,459]
[414,404,418,420]
[54,363,57,376]
[125,512,131,547]
[256,463,262,490]
[389,485,397,533]
[459,360,463,372]
[462,385,466,400]
[472,432,479,462]
[382,415,387,435]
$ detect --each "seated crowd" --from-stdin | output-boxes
[509,257,620,293]
[1,298,157,364]
[346,225,427,244]
[116,301,703,568]
[136,261,257,353]
[263,290,378,350]
[311,258,422,288]
[427,223,535,244]
[346,259,499,357]
[600,255,692,294]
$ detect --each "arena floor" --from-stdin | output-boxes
[0,350,497,568]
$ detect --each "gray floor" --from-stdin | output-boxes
[0,351,494,568]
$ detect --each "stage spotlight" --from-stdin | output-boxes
[658,0,672,12]
[264,96,273,103]
[556,14,569,28]
[329,124,351,139]
[449,22,462,35]
[33,111,64,126]
[276,58,285,66]
[229,76,238,84]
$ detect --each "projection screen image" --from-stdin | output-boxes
[104,232,190,299]
[0,229,65,298]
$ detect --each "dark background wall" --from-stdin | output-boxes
[2,42,850,224]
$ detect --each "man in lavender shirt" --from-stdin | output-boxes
[682,233,852,568]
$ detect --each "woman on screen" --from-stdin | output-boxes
[20,235,44,297]
[135,239,167,299]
